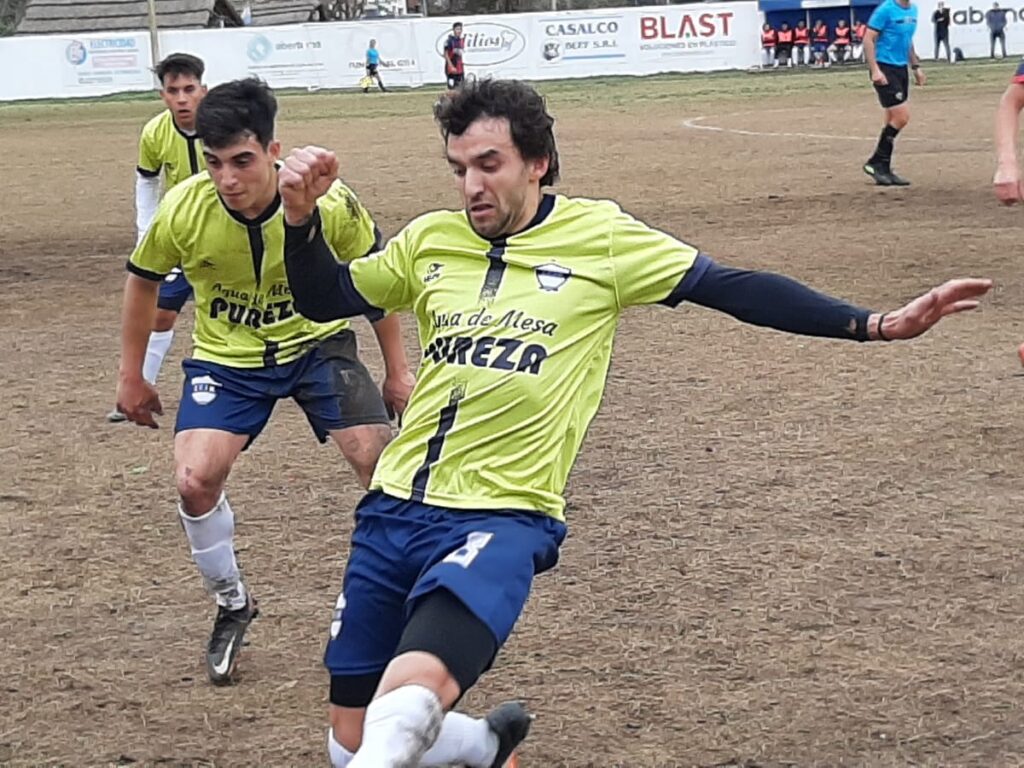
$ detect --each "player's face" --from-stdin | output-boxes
[161,74,206,132]
[446,117,549,240]
[204,135,282,218]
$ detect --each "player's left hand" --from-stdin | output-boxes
[383,368,416,421]
[875,278,993,340]
[913,66,926,86]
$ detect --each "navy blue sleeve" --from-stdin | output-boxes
[670,256,873,341]
[284,208,384,324]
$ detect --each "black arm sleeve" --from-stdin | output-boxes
[283,208,383,324]
[678,257,873,341]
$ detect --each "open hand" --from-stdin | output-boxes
[877,279,993,340]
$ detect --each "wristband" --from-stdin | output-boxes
[877,312,892,342]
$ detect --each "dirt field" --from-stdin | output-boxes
[2,63,1024,767]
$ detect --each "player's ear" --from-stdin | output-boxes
[200,85,208,96]
[527,155,549,184]
[268,140,282,161]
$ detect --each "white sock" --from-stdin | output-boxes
[421,711,499,767]
[328,728,354,768]
[142,329,174,385]
[348,685,443,768]
[179,493,247,610]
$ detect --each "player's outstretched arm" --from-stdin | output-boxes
[683,259,991,341]
[994,83,1024,204]
[116,275,164,427]
[281,146,383,323]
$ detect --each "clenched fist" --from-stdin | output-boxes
[279,146,340,225]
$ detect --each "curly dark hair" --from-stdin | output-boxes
[154,52,204,86]
[196,77,277,150]
[433,78,560,187]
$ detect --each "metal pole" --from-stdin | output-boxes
[147,0,161,76]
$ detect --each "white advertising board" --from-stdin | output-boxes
[0,4,762,102]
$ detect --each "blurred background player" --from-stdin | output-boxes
[116,78,415,686]
[863,0,924,186]
[992,57,1024,203]
[794,20,811,66]
[829,19,853,63]
[776,22,794,67]
[811,19,831,67]
[853,18,869,61]
[932,2,952,62]
[987,2,1008,59]
[761,23,778,68]
[108,53,207,423]
[362,39,387,93]
[444,21,465,89]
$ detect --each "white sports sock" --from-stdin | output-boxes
[327,728,354,768]
[179,493,247,610]
[348,685,443,768]
[142,329,174,385]
[421,711,499,767]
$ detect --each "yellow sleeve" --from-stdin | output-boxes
[127,195,184,279]
[348,225,416,314]
[608,205,701,309]
[137,119,161,176]
[318,181,380,263]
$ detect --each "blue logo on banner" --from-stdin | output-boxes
[65,40,88,65]
[247,35,273,63]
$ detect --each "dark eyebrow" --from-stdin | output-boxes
[447,148,501,164]
[205,151,256,163]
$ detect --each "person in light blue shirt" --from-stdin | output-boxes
[363,39,387,93]
[863,0,924,186]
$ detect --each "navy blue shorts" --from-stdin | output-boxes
[324,491,567,678]
[157,268,193,312]
[175,329,388,446]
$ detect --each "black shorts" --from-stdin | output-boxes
[874,62,909,108]
[366,64,379,77]
[446,72,464,89]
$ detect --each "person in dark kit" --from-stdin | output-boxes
[987,2,1008,58]
[932,1,951,62]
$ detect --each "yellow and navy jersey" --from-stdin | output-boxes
[137,109,205,190]
[129,173,379,368]
[346,194,704,520]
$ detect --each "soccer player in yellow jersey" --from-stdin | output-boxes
[116,78,415,686]
[108,53,208,423]
[280,80,992,767]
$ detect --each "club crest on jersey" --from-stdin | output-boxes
[535,262,571,292]
[190,375,222,405]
